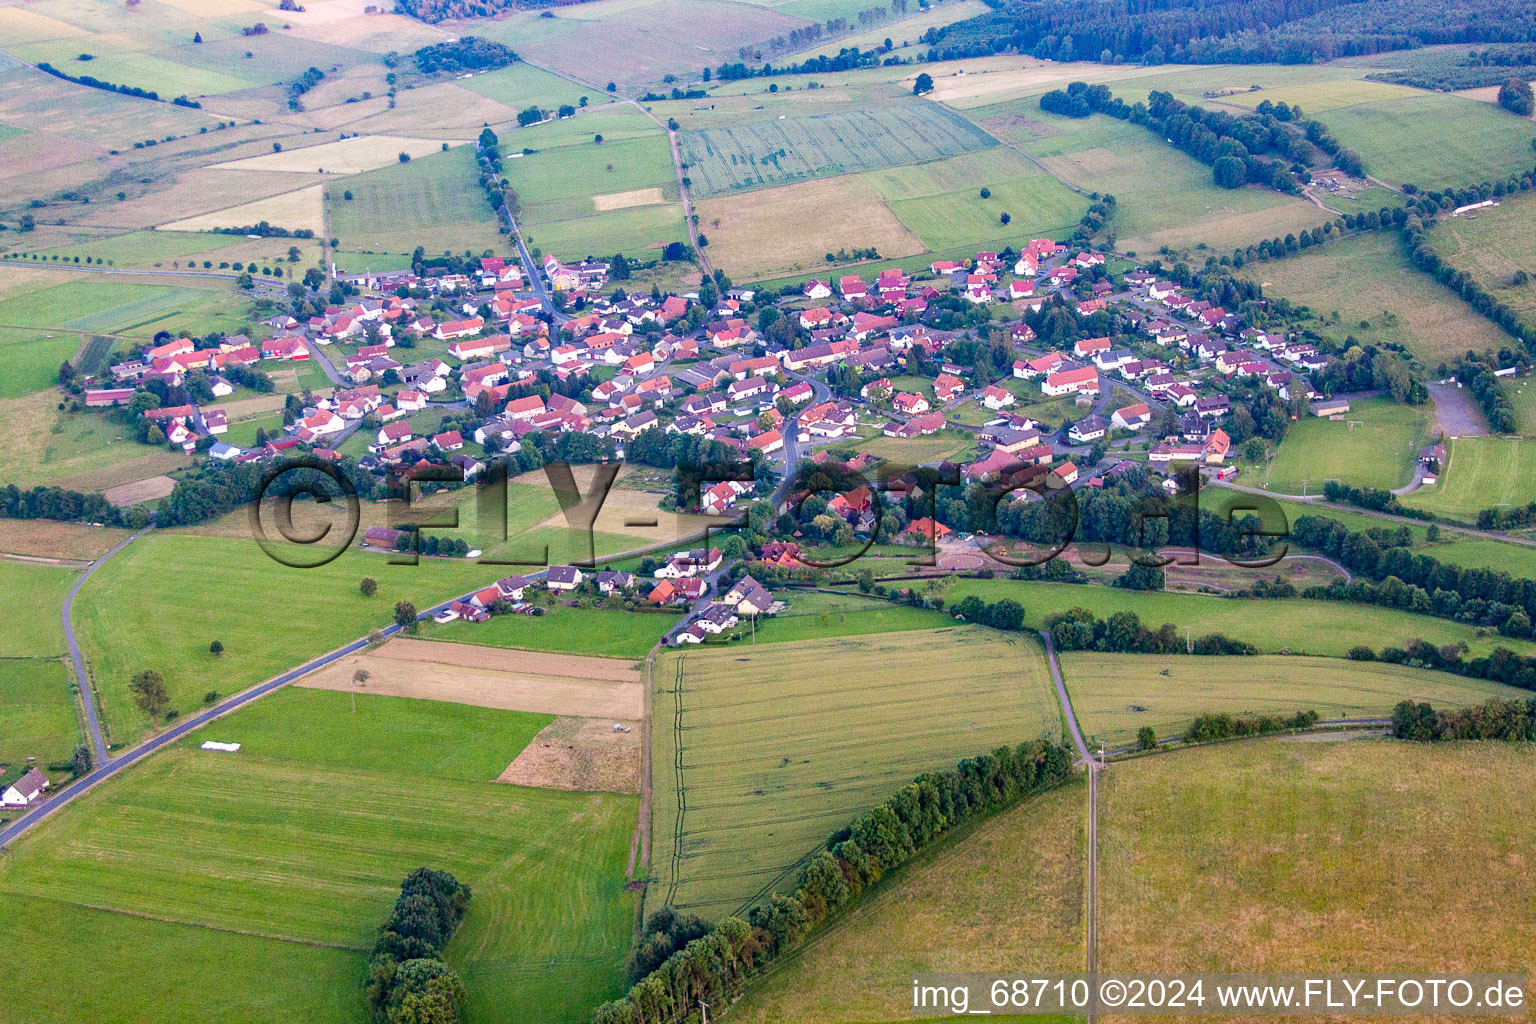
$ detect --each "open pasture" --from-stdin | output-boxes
[326,145,502,255]
[1223,78,1425,114]
[1238,396,1432,494]
[1238,231,1514,366]
[457,62,589,114]
[740,588,954,643]
[426,604,679,661]
[943,578,1536,659]
[1401,436,1536,522]
[1425,192,1536,321]
[0,327,83,399]
[695,173,924,281]
[1060,652,1530,748]
[0,393,192,490]
[1315,91,1536,188]
[679,103,997,196]
[650,626,1060,917]
[0,729,637,1024]
[0,655,78,775]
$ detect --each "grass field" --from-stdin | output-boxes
[72,532,511,744]
[740,588,954,643]
[679,103,998,196]
[784,0,989,60]
[1238,396,1432,493]
[1060,652,1530,748]
[1101,740,1536,988]
[0,659,79,779]
[0,690,637,1024]
[1425,193,1536,321]
[852,428,977,464]
[1400,435,1536,522]
[943,578,1536,659]
[0,326,81,398]
[650,626,1061,917]
[212,136,463,175]
[726,778,1084,1024]
[0,392,193,489]
[1313,91,1536,188]
[457,62,589,114]
[426,605,677,661]
[1238,232,1514,366]
[327,145,504,255]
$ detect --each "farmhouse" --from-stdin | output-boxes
[1,768,49,808]
[1043,366,1100,397]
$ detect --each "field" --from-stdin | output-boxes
[1238,232,1514,366]
[211,136,464,175]
[1311,91,1536,189]
[71,532,513,744]
[679,103,998,196]
[694,173,924,280]
[650,627,1061,917]
[1060,652,1530,748]
[726,778,1084,1024]
[0,518,130,561]
[160,185,327,236]
[942,578,1536,659]
[785,0,989,60]
[0,686,638,1024]
[0,659,79,782]
[0,326,82,398]
[1425,192,1536,321]
[0,392,194,490]
[427,604,678,661]
[1401,436,1536,522]
[1238,396,1432,493]
[852,428,977,464]
[326,144,504,255]
[742,588,954,643]
[1514,380,1536,434]
[1101,740,1536,989]
[457,62,589,114]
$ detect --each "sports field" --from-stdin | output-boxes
[1238,232,1514,366]
[1401,436,1536,522]
[679,104,998,196]
[650,627,1061,917]
[0,687,637,1024]
[326,144,504,255]
[1238,396,1432,493]
[1424,192,1536,320]
[1060,652,1529,748]
[943,578,1536,659]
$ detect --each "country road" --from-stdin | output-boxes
[1040,629,1096,766]
[61,524,153,764]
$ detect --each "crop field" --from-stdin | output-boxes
[942,578,1536,659]
[1102,741,1536,988]
[72,532,509,743]
[695,173,924,281]
[1401,436,1536,522]
[1060,653,1529,748]
[160,185,327,236]
[786,0,990,60]
[1238,396,1432,493]
[212,136,464,175]
[679,103,998,196]
[326,145,503,255]
[1424,193,1536,320]
[727,779,1084,1024]
[650,627,1061,917]
[1315,91,1536,188]
[1224,78,1426,114]
[1238,232,1513,366]
[0,694,638,1024]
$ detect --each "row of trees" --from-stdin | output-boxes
[1321,480,1431,520]
[366,869,473,1024]
[947,595,1026,630]
[1350,636,1536,691]
[592,739,1074,1024]
[1046,607,1258,655]
[1185,709,1319,742]
[0,483,124,527]
[1392,696,1536,741]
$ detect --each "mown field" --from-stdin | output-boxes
[943,578,1536,658]
[326,144,505,256]
[679,103,998,196]
[1237,396,1432,493]
[0,557,82,784]
[1401,436,1536,522]
[0,326,81,398]
[426,605,677,662]
[1237,231,1514,366]
[0,686,637,1024]
[739,588,953,643]
[650,627,1060,918]
[1060,652,1530,748]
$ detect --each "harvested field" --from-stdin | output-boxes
[158,184,326,234]
[101,475,176,508]
[498,716,642,793]
[0,518,129,562]
[593,186,666,211]
[211,135,464,174]
[296,638,644,719]
[696,174,924,281]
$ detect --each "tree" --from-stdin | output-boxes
[1213,155,1247,189]
[606,81,616,92]
[912,72,933,95]
[72,743,93,776]
[979,187,991,199]
[352,668,370,712]
[203,690,220,705]
[999,211,1011,225]
[18,213,35,233]
[361,576,378,597]
[209,639,223,657]
[130,669,170,724]
[193,31,202,42]
[342,189,354,200]
[1499,76,1534,117]
[397,151,411,163]
[236,271,254,289]
[394,600,417,628]
[1136,726,1156,751]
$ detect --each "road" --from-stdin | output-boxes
[1040,629,1096,766]
[1085,757,1100,1024]
[61,524,153,764]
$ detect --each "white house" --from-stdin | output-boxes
[2,768,48,807]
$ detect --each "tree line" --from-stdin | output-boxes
[1185,708,1319,742]
[0,483,125,527]
[35,61,200,108]
[1392,696,1536,741]
[365,868,472,1024]
[1046,607,1259,655]
[1351,637,1536,692]
[591,739,1074,1024]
